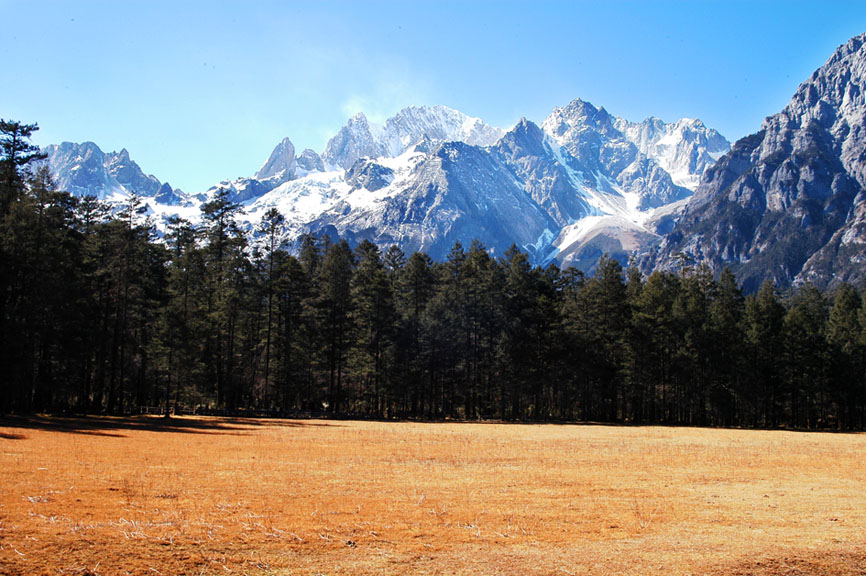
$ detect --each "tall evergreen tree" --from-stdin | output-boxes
[351,240,395,415]
[200,189,247,409]
[317,240,355,413]
[0,119,46,216]
[257,208,287,408]
[783,285,828,428]
[827,284,864,429]
[707,268,746,426]
[745,281,786,426]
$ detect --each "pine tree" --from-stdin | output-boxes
[159,216,204,415]
[827,284,863,429]
[0,119,46,216]
[257,208,286,408]
[631,271,680,422]
[499,245,538,419]
[745,281,786,426]
[317,240,355,413]
[351,240,395,415]
[200,189,247,409]
[274,253,312,411]
[395,251,435,416]
[673,266,714,425]
[707,268,746,426]
[783,285,828,428]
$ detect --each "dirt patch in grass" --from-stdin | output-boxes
[712,547,866,576]
[1,416,864,575]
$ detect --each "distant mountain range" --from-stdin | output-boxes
[42,32,866,289]
[43,102,728,270]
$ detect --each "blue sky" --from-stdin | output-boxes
[3,0,866,193]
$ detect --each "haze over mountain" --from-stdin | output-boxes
[646,32,866,291]
[43,103,729,271]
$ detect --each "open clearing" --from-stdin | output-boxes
[1,417,865,575]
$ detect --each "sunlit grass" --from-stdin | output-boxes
[1,417,864,575]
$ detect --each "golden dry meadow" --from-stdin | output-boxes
[1,416,865,575]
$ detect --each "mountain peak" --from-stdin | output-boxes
[647,31,866,290]
[255,136,297,184]
[542,97,621,143]
[44,141,168,200]
[506,117,545,146]
[322,104,504,170]
[349,111,369,123]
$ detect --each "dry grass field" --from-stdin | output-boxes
[1,416,865,576]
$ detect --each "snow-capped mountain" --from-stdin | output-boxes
[615,117,729,190]
[44,102,729,271]
[646,32,866,291]
[322,105,505,170]
[43,142,186,205]
[236,102,728,266]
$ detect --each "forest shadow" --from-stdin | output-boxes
[0,414,338,438]
[381,417,866,435]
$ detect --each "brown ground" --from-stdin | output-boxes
[0,416,864,575]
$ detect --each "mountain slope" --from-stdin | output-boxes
[646,33,866,291]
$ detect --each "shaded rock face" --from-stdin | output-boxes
[107,148,162,196]
[615,117,730,190]
[646,33,866,291]
[205,178,273,205]
[344,159,394,191]
[540,98,722,209]
[322,113,381,170]
[307,140,555,261]
[493,118,592,227]
[296,149,324,172]
[155,182,185,206]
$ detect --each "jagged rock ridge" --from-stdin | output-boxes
[646,32,866,291]
[43,142,186,206]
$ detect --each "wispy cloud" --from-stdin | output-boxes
[339,66,434,125]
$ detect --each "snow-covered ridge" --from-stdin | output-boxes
[615,117,730,190]
[322,105,504,170]
[541,98,731,192]
[43,141,186,204]
[43,99,729,272]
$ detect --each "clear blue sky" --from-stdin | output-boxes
[3,0,866,193]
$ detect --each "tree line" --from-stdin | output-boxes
[2,120,865,429]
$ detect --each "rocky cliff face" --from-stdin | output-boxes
[647,33,866,291]
[254,137,297,186]
[305,141,555,260]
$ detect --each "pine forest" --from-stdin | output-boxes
[2,120,865,430]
